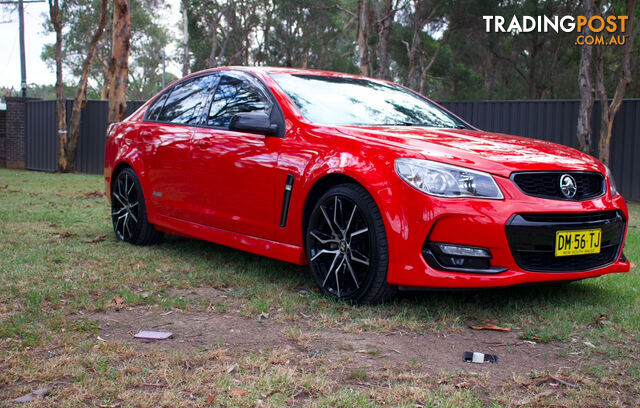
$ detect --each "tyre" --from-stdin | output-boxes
[111,167,163,245]
[306,183,397,304]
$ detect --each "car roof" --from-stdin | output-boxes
[184,66,387,83]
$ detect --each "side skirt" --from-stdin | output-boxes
[153,214,307,265]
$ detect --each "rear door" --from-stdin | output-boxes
[142,74,216,220]
[189,72,282,239]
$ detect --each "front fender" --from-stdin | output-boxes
[275,126,420,256]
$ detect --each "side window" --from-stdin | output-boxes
[157,75,213,124]
[146,92,169,121]
[207,76,268,128]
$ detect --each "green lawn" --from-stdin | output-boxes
[0,168,639,407]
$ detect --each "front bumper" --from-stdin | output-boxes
[381,175,630,288]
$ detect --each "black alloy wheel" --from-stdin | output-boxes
[111,168,163,245]
[306,184,396,304]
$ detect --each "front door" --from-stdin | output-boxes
[189,73,281,240]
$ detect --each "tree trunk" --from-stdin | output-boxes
[375,0,395,80]
[216,4,234,67]
[318,39,327,68]
[527,35,539,98]
[60,0,109,173]
[107,0,131,124]
[207,14,220,68]
[483,50,496,96]
[418,36,445,94]
[182,0,189,77]
[100,60,110,100]
[259,5,273,65]
[576,0,594,156]
[405,2,438,90]
[48,0,68,172]
[595,0,637,166]
[357,0,369,76]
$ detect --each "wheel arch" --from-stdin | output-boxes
[301,172,371,243]
[112,161,133,178]
[108,161,135,201]
[109,157,149,206]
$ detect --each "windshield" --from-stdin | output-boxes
[270,73,467,128]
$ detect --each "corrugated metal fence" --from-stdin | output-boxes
[24,98,639,200]
[25,100,145,174]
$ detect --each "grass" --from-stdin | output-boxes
[0,168,639,406]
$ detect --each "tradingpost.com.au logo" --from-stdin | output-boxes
[483,15,629,46]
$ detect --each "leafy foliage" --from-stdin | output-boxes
[41,0,169,100]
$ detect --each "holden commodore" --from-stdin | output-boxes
[105,67,630,304]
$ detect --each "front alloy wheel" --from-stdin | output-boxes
[306,184,396,304]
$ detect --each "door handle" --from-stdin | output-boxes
[194,139,212,148]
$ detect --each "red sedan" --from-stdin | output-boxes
[105,67,630,303]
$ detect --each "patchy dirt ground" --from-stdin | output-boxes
[88,287,572,390]
[4,171,639,406]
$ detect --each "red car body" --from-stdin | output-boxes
[105,67,629,291]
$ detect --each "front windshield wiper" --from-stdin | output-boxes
[381,122,428,126]
[379,122,469,129]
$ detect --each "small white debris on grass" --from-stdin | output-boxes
[133,331,173,340]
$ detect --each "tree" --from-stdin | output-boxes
[356,0,370,75]
[107,0,131,124]
[595,0,639,165]
[577,0,596,156]
[48,0,67,173]
[184,0,356,74]
[47,0,110,172]
[182,0,189,76]
[374,0,401,79]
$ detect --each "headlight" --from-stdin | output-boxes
[395,158,503,199]
[605,165,618,196]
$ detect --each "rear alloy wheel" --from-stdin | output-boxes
[111,168,163,245]
[306,184,396,304]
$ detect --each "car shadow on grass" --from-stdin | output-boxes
[145,234,629,340]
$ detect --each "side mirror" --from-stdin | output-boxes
[229,112,279,136]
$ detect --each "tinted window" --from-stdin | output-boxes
[158,75,213,124]
[207,76,268,128]
[271,74,466,128]
[146,92,168,121]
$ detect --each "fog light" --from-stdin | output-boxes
[451,257,466,266]
[435,243,491,258]
[422,242,505,274]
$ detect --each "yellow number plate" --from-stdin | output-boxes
[555,229,601,257]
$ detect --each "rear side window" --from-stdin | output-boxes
[158,75,213,124]
[207,76,268,128]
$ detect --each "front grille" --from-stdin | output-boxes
[512,171,605,200]
[505,211,625,272]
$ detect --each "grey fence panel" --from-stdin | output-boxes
[608,100,639,202]
[632,102,640,201]
[25,100,58,172]
[76,100,108,175]
[25,100,146,174]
